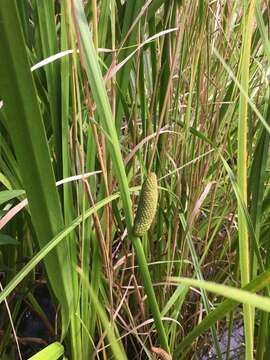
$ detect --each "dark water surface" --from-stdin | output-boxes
[17,286,56,359]
[201,321,244,359]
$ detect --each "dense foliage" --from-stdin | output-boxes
[0,1,269,359]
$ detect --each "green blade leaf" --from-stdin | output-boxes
[28,342,64,360]
[0,0,73,329]
[169,276,270,313]
[0,234,19,246]
[0,190,25,205]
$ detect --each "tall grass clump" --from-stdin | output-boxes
[0,1,270,359]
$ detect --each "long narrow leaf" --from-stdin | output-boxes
[0,0,73,329]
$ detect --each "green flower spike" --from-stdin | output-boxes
[133,172,158,237]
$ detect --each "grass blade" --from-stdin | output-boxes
[71,0,170,352]
[169,276,270,314]
[237,2,256,358]
[28,342,64,360]
[0,0,73,332]
[173,266,270,359]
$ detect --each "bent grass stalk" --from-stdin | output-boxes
[71,0,170,353]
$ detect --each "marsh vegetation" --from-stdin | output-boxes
[0,1,270,359]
